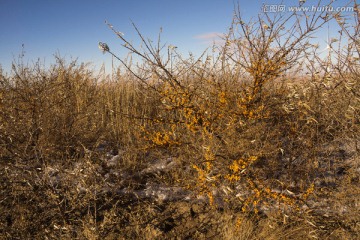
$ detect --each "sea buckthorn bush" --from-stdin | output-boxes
[97,1,359,221]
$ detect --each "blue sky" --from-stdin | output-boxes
[0,0,354,74]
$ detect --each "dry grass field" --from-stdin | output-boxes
[1,2,359,239]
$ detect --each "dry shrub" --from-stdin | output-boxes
[102,0,358,215]
[1,0,359,239]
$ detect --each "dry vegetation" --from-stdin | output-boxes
[1,1,360,239]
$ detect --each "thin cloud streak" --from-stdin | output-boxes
[194,32,223,39]
[194,32,225,46]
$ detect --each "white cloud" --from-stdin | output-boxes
[194,32,225,45]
